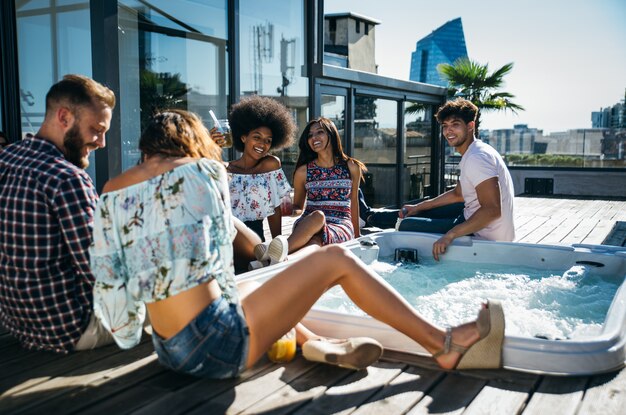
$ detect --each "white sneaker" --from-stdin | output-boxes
[253,241,271,262]
[248,260,268,271]
[267,235,289,265]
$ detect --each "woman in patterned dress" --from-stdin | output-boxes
[286,117,366,253]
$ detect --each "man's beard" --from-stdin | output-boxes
[63,124,89,169]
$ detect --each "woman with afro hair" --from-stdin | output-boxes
[226,95,296,252]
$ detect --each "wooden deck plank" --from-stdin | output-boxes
[186,357,327,415]
[462,378,538,415]
[18,354,162,415]
[127,360,274,415]
[404,373,486,415]
[576,369,626,415]
[560,218,600,245]
[0,340,154,414]
[0,332,21,354]
[520,376,588,415]
[582,219,619,245]
[0,342,133,396]
[349,366,443,415]
[241,360,356,415]
[513,216,551,243]
[588,201,620,222]
[603,221,626,246]
[535,216,582,244]
[0,350,65,385]
[511,214,538,232]
[520,215,569,244]
[85,371,201,415]
[274,363,405,415]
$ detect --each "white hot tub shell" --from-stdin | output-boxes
[237,231,626,375]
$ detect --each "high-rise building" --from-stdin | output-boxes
[409,17,468,87]
[591,92,625,129]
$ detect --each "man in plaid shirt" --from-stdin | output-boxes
[0,75,116,353]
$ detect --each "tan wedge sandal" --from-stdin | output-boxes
[302,337,383,370]
[433,300,505,369]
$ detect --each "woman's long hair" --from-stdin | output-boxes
[294,117,366,178]
[139,109,222,161]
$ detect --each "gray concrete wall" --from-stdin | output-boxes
[509,168,626,198]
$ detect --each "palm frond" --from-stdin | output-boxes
[437,58,524,125]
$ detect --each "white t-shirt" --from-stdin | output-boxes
[458,139,515,241]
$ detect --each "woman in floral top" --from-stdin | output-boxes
[226,96,295,242]
[90,109,505,379]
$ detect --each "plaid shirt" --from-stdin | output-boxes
[0,136,98,353]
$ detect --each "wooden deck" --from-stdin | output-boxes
[2,196,626,414]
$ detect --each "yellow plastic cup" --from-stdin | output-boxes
[267,328,297,363]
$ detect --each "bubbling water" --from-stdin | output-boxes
[314,258,619,339]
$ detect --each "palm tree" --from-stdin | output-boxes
[139,70,190,130]
[435,57,524,131]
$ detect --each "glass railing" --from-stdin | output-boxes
[482,127,626,169]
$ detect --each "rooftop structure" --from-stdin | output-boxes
[324,12,381,73]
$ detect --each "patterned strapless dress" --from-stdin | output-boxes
[294,161,354,245]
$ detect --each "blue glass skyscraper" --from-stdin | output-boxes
[409,18,468,87]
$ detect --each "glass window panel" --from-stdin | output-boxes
[119,0,226,39]
[118,0,228,170]
[238,0,308,182]
[16,0,50,11]
[320,94,346,149]
[16,13,53,136]
[15,1,96,179]
[57,0,86,5]
[403,101,434,201]
[56,10,92,81]
[354,96,397,207]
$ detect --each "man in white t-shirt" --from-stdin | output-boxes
[399,98,515,260]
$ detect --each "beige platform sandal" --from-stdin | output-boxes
[302,337,384,370]
[433,300,505,369]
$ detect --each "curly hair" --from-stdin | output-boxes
[139,109,222,161]
[228,95,296,152]
[435,98,478,124]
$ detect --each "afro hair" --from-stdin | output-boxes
[228,95,296,152]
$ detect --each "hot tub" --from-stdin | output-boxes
[237,231,626,375]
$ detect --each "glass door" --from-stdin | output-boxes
[319,85,348,150]
[353,95,398,207]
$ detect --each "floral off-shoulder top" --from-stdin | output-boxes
[228,168,291,221]
[90,159,237,349]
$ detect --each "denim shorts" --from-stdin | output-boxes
[151,297,250,379]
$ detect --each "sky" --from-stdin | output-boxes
[325,0,626,134]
